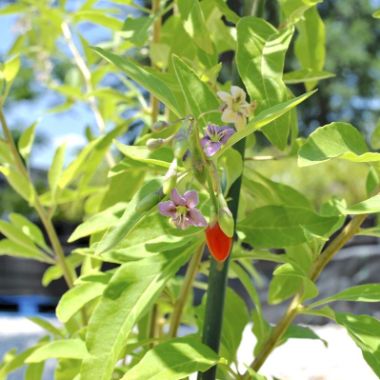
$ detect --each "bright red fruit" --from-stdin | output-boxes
[205,222,232,262]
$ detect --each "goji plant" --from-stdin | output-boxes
[1,1,380,380]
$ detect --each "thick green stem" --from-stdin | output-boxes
[242,214,367,378]
[169,244,205,337]
[198,139,246,380]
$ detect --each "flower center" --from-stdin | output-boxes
[176,205,188,216]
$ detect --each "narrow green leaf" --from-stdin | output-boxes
[28,317,64,338]
[80,245,196,380]
[95,180,160,254]
[3,56,20,82]
[0,238,51,263]
[49,143,66,198]
[284,69,334,84]
[18,122,37,160]
[309,284,380,309]
[298,122,380,166]
[9,213,49,251]
[122,16,154,46]
[121,336,219,380]
[92,47,186,116]
[68,202,126,242]
[373,10,380,18]
[73,11,123,31]
[172,55,220,122]
[26,339,89,363]
[56,282,106,323]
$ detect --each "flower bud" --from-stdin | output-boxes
[146,138,165,150]
[163,159,178,195]
[152,120,169,132]
[172,128,189,160]
[135,188,164,212]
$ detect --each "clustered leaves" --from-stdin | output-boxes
[0,1,380,380]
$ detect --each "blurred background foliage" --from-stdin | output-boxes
[1,0,380,217]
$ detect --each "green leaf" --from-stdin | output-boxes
[309,284,380,309]
[373,10,380,19]
[93,47,186,116]
[0,165,33,202]
[18,122,37,160]
[73,11,123,31]
[215,91,316,158]
[115,142,173,170]
[25,362,44,380]
[80,245,196,380]
[279,0,322,23]
[212,0,239,23]
[95,180,161,254]
[298,122,380,166]
[49,143,66,199]
[283,69,334,84]
[243,170,312,210]
[177,0,215,55]
[121,336,219,380]
[56,282,106,323]
[281,325,327,347]
[335,194,380,215]
[0,238,51,263]
[28,317,64,338]
[3,56,20,82]
[335,312,380,378]
[122,16,153,46]
[268,263,318,304]
[68,202,126,242]
[0,3,29,15]
[9,213,49,250]
[172,55,220,122]
[26,339,89,363]
[236,17,294,149]
[295,6,326,90]
[239,205,339,248]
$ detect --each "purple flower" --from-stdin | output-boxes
[200,124,235,157]
[158,189,207,229]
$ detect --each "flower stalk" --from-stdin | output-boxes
[169,243,205,337]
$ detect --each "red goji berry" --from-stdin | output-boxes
[205,222,232,262]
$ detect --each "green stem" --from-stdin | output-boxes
[169,243,204,337]
[198,139,246,380]
[242,214,367,378]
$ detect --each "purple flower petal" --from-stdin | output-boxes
[183,191,199,208]
[158,201,177,217]
[219,127,235,144]
[203,141,222,157]
[188,208,207,227]
[205,124,219,137]
[171,189,186,206]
